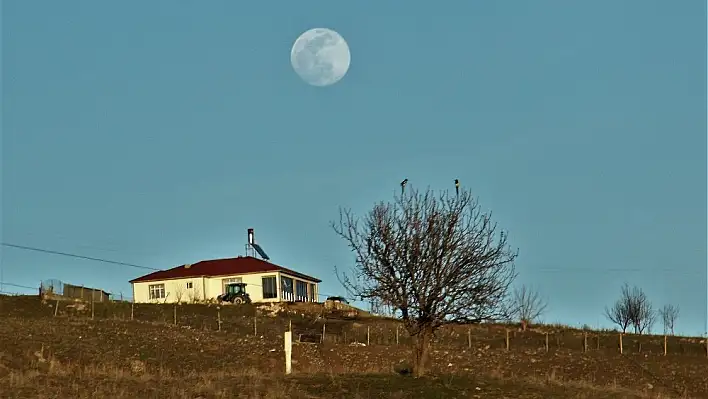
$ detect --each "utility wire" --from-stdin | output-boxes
[1,243,161,271]
[4,241,697,276]
[0,242,346,300]
[4,241,701,304]
[2,282,37,290]
[535,267,701,274]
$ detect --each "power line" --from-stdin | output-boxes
[5,241,700,306]
[535,267,702,274]
[6,231,159,257]
[1,242,161,271]
[2,282,36,290]
[0,242,348,300]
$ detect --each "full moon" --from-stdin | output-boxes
[290,28,351,87]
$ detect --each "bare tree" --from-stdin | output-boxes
[332,186,518,377]
[507,285,547,331]
[188,285,202,304]
[659,304,679,335]
[173,285,185,304]
[604,289,632,333]
[604,283,655,335]
[631,287,655,335]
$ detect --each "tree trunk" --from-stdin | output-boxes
[413,326,433,377]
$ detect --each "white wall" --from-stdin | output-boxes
[132,272,320,304]
[133,277,206,304]
[204,272,281,303]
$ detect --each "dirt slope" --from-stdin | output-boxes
[0,295,705,398]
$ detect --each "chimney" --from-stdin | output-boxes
[247,228,254,245]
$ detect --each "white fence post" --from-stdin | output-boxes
[284,331,292,375]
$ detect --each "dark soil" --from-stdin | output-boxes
[0,295,704,398]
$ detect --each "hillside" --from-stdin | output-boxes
[0,294,706,398]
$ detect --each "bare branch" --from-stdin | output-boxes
[173,285,185,304]
[659,304,680,335]
[507,285,547,331]
[332,185,518,376]
[631,287,655,335]
[604,283,655,335]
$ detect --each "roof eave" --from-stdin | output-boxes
[131,272,322,284]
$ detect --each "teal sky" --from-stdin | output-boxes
[2,1,706,335]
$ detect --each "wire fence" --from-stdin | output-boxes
[2,277,367,312]
[2,291,706,359]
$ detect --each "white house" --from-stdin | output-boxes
[129,256,321,304]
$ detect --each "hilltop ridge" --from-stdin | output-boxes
[0,294,705,398]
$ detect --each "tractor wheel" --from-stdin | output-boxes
[233,297,244,305]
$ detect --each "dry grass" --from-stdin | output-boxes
[1,295,705,398]
[3,358,683,399]
[2,360,691,399]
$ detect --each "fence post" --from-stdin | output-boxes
[91,296,95,320]
[289,319,292,332]
[284,331,292,375]
[367,326,370,346]
[596,334,600,350]
[131,301,134,321]
[545,332,549,352]
[173,305,177,325]
[583,332,587,353]
[254,314,257,336]
[396,325,399,345]
[217,309,222,332]
[467,328,472,348]
[619,333,623,354]
[505,329,510,351]
[663,335,667,356]
[322,323,326,343]
[54,300,59,317]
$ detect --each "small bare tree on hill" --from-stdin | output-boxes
[604,283,655,334]
[659,304,679,335]
[188,285,202,304]
[174,285,185,304]
[604,284,631,333]
[507,284,547,331]
[332,185,518,377]
[631,287,655,334]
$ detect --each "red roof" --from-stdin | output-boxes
[129,256,321,284]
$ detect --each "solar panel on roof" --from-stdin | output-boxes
[251,243,270,261]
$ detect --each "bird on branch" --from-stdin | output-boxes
[400,178,408,195]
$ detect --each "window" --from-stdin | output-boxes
[281,276,294,302]
[309,283,316,302]
[222,277,242,293]
[262,276,277,299]
[295,280,308,302]
[149,284,165,300]
[186,282,193,289]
